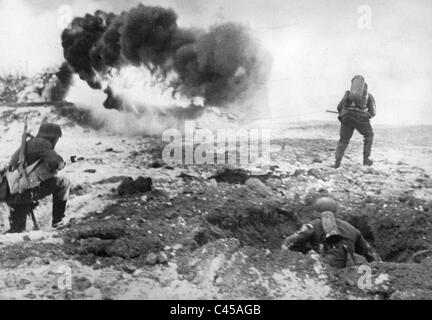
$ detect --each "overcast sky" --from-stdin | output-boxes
[0,0,431,125]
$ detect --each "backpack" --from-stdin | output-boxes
[320,212,365,268]
[348,75,367,109]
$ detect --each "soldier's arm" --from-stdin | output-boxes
[337,91,350,114]
[40,150,65,172]
[367,94,376,118]
[36,142,65,172]
[282,223,315,250]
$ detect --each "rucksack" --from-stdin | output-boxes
[320,212,365,268]
[348,75,367,109]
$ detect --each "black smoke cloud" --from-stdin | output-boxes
[49,62,74,102]
[61,3,271,110]
[62,10,117,88]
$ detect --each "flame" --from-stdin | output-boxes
[106,65,204,113]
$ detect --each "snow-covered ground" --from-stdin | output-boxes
[0,105,432,300]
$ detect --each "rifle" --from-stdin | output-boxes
[327,109,373,119]
[17,117,39,231]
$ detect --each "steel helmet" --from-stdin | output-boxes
[315,197,339,213]
[37,123,62,139]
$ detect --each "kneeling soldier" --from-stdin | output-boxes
[5,123,70,233]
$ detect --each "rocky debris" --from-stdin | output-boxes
[149,160,164,169]
[245,178,271,197]
[307,168,325,180]
[145,253,158,266]
[390,289,432,300]
[70,156,85,163]
[293,169,306,177]
[72,276,92,292]
[336,261,432,299]
[312,155,323,163]
[70,184,86,196]
[158,252,169,265]
[118,177,153,196]
[18,278,31,290]
[105,148,121,153]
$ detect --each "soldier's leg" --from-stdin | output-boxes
[355,235,381,262]
[335,122,355,168]
[32,177,71,227]
[52,177,70,226]
[356,121,374,165]
[6,203,32,233]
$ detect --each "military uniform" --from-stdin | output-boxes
[335,84,376,168]
[284,218,380,269]
[5,124,70,233]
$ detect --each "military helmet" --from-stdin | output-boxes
[37,123,62,139]
[320,211,341,239]
[314,197,339,213]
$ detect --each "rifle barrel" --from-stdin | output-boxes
[0,102,74,108]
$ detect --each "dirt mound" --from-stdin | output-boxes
[341,199,432,262]
[117,177,153,196]
[62,182,304,268]
[335,261,432,299]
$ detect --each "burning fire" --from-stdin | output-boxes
[106,65,204,113]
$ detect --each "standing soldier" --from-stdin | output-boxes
[334,75,376,169]
[5,123,70,233]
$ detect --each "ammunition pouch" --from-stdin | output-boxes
[5,160,56,196]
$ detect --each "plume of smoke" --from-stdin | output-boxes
[121,5,181,70]
[173,23,271,105]
[66,75,205,136]
[61,10,116,88]
[90,15,125,72]
[48,62,74,102]
[60,4,272,124]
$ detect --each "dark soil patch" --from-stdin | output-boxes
[341,199,432,263]
[117,177,153,196]
[61,183,303,268]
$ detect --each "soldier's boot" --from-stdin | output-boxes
[7,204,32,234]
[51,177,70,228]
[334,141,349,169]
[363,135,374,166]
[52,200,67,228]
